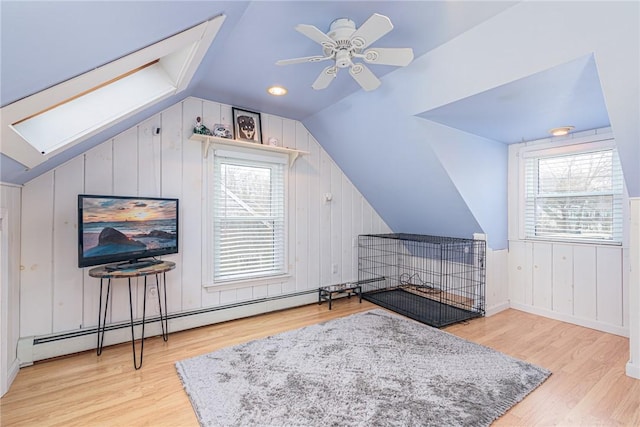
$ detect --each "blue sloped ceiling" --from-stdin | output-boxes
[303,76,508,249]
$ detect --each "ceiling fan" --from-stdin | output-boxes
[276,13,414,91]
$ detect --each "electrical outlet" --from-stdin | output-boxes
[332,263,338,274]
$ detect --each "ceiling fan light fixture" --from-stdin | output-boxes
[335,50,352,68]
[267,85,288,96]
[549,126,574,136]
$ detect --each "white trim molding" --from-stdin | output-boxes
[626,197,640,379]
[17,292,317,366]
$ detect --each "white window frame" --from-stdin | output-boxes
[518,135,627,246]
[203,145,289,289]
[1,15,225,169]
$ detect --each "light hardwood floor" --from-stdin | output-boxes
[1,298,639,426]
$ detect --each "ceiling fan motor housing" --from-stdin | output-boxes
[328,18,361,68]
[328,18,356,36]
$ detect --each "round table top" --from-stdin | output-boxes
[88,260,176,278]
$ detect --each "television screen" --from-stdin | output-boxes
[78,194,179,268]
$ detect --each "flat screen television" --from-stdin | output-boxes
[78,194,179,268]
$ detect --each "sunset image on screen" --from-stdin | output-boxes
[81,197,178,257]
[83,198,176,223]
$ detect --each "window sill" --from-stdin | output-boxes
[203,273,292,292]
[519,237,624,247]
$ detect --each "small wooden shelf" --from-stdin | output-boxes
[190,134,308,167]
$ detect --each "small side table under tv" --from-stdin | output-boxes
[89,260,175,369]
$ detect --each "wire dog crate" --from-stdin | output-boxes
[358,233,486,327]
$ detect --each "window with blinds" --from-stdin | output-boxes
[212,150,286,282]
[523,146,624,244]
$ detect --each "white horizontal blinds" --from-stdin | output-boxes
[524,148,624,243]
[213,152,286,281]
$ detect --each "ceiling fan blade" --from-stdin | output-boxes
[349,63,381,91]
[350,13,393,50]
[295,24,336,49]
[358,47,414,67]
[312,65,338,90]
[276,55,332,66]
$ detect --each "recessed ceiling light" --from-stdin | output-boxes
[267,85,288,96]
[549,126,575,136]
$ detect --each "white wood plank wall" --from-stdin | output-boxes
[485,249,509,315]
[18,97,391,340]
[508,241,628,336]
[1,183,21,396]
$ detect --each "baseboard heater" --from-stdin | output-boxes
[19,289,318,366]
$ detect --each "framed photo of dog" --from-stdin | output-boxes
[232,107,262,143]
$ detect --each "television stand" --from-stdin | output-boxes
[89,261,176,369]
[105,259,162,271]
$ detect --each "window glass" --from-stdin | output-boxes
[212,152,286,282]
[524,147,623,243]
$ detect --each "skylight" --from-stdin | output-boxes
[1,15,226,169]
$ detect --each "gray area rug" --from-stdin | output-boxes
[176,309,550,426]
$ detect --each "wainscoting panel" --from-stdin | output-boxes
[1,184,22,396]
[52,156,85,333]
[159,102,184,315]
[180,98,205,311]
[572,245,597,320]
[596,246,623,327]
[20,171,54,337]
[294,122,310,294]
[532,242,553,311]
[18,96,392,358]
[82,141,113,330]
[508,241,533,307]
[112,128,142,325]
[485,248,509,315]
[509,240,628,336]
[551,244,573,315]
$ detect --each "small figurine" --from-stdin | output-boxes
[213,124,232,139]
[194,116,212,135]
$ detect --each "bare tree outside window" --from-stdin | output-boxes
[525,149,623,243]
